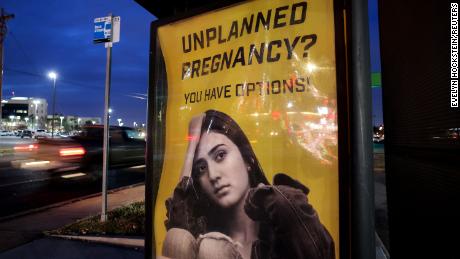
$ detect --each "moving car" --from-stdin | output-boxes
[28,125,145,174]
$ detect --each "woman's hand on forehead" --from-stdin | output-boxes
[181,113,206,179]
[188,113,205,140]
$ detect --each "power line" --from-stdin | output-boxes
[4,67,103,90]
[8,31,40,74]
[125,94,147,100]
[4,67,146,94]
[5,29,103,91]
[4,67,40,78]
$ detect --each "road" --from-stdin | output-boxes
[0,136,145,218]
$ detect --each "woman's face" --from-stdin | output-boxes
[194,131,250,209]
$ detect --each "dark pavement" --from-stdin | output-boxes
[0,237,143,259]
[0,184,145,255]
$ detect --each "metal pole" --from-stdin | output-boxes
[0,42,4,129]
[0,9,3,129]
[1,9,13,129]
[35,106,38,130]
[0,9,15,130]
[101,14,113,222]
[51,78,56,138]
[350,0,375,258]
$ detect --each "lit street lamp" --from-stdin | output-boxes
[108,108,113,124]
[48,71,58,138]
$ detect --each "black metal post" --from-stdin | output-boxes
[350,0,375,258]
[51,78,56,138]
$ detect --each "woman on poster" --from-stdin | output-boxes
[161,110,335,259]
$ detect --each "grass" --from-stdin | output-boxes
[48,201,145,236]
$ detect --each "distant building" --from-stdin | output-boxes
[78,116,102,126]
[0,97,103,132]
[1,97,48,129]
[46,115,102,132]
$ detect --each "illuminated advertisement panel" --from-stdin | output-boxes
[149,1,345,258]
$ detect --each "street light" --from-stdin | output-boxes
[48,71,58,138]
[108,108,113,124]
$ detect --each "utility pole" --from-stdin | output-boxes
[0,8,14,129]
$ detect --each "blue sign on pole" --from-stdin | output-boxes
[94,16,112,43]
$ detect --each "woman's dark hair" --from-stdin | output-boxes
[187,110,269,234]
[192,109,269,187]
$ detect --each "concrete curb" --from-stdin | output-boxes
[0,182,145,222]
[47,234,144,250]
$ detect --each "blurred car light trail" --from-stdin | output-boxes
[61,172,86,179]
[59,147,86,157]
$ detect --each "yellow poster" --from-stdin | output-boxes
[154,0,339,258]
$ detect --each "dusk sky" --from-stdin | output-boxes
[2,0,156,126]
[1,0,382,127]
[368,0,384,125]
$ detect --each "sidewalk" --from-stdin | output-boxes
[0,180,389,259]
[0,184,145,258]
